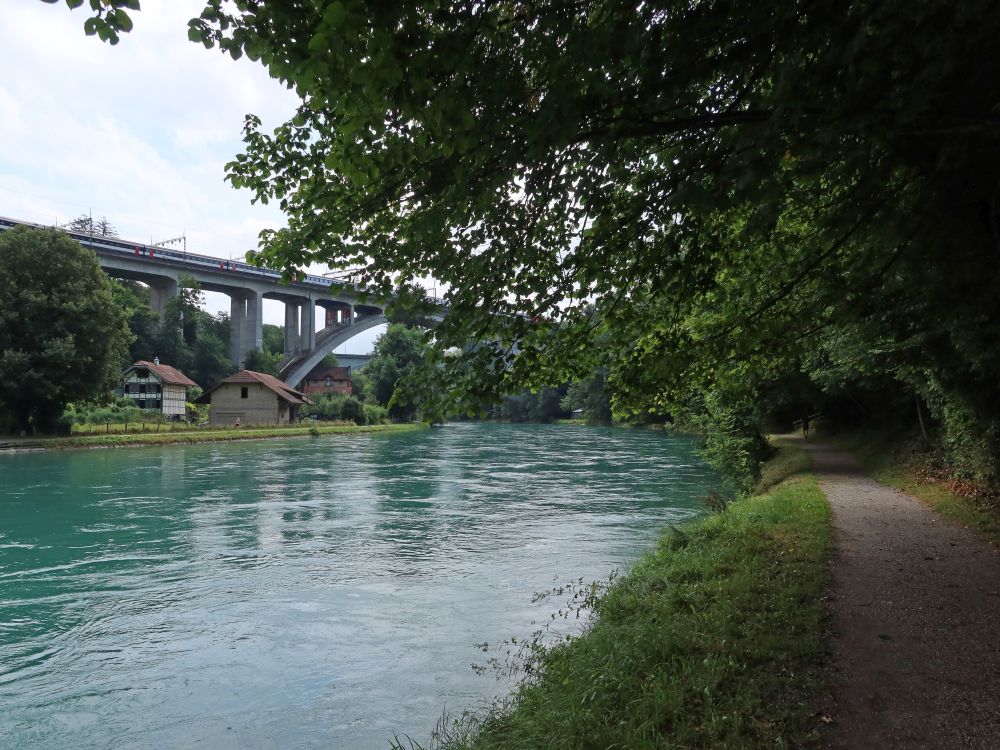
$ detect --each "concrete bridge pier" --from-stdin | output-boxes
[301,297,316,352]
[147,276,179,320]
[230,289,263,367]
[284,301,302,353]
[279,296,317,357]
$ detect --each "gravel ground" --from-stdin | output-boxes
[796,438,1000,749]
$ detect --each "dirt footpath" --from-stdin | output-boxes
[797,439,1000,748]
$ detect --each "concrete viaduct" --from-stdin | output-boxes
[0,215,442,387]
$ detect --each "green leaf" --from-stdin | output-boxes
[323,1,347,27]
[112,8,133,33]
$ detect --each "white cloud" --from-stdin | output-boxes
[0,1,391,353]
[0,0,337,331]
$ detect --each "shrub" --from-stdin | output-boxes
[341,396,364,425]
[362,402,389,425]
[305,392,348,420]
[921,379,1000,490]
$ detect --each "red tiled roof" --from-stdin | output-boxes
[195,370,313,405]
[305,365,351,381]
[128,360,197,387]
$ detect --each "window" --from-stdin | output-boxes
[241,387,249,399]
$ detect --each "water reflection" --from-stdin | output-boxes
[1,424,717,749]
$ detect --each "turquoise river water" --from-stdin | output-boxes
[0,423,718,749]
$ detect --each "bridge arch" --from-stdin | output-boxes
[281,314,388,387]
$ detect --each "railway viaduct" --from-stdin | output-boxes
[0,216,443,387]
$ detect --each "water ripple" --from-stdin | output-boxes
[0,423,718,749]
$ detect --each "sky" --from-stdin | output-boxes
[0,1,383,352]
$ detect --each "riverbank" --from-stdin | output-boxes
[410,442,831,749]
[0,422,425,451]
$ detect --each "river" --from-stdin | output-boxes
[0,423,718,749]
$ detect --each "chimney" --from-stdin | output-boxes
[153,356,160,365]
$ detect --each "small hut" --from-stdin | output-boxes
[195,370,312,427]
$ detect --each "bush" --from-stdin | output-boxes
[921,380,1000,490]
[699,425,769,496]
[65,399,162,425]
[304,392,348,420]
[362,402,389,425]
[341,396,364,425]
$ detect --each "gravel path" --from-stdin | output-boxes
[796,438,1000,748]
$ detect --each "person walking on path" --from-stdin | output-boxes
[798,437,1000,749]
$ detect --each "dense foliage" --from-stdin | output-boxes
[242,346,281,376]
[0,226,132,432]
[109,279,160,363]
[303,391,388,426]
[262,323,284,356]
[560,371,613,424]
[142,277,234,388]
[72,1,1000,489]
[364,323,429,421]
[64,399,175,426]
[495,386,569,424]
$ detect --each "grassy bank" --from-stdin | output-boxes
[0,422,425,451]
[831,430,1000,546]
[409,444,831,749]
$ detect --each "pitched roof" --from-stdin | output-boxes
[127,360,197,387]
[195,370,313,405]
[305,365,351,380]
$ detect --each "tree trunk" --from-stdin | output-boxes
[915,393,930,443]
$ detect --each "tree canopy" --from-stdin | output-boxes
[154,277,235,388]
[68,1,1000,486]
[67,214,118,237]
[108,275,235,388]
[0,226,132,432]
[364,324,429,421]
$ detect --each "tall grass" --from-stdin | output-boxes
[398,444,830,750]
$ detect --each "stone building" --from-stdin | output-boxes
[121,358,196,420]
[301,365,352,397]
[195,370,312,427]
